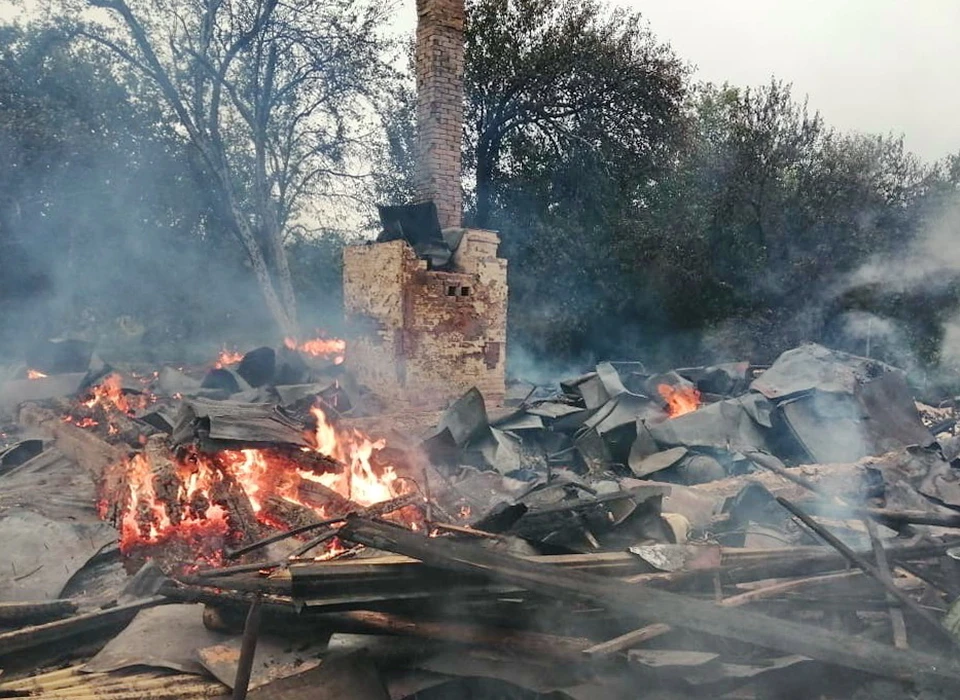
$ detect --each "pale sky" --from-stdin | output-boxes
[4,1,956,161]
[394,0,960,162]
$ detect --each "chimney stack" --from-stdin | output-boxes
[415,0,465,229]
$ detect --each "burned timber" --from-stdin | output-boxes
[3,336,960,699]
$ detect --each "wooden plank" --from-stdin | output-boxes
[339,518,960,684]
[18,402,129,480]
[778,496,957,648]
[584,571,863,657]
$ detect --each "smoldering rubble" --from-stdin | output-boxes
[2,341,960,699]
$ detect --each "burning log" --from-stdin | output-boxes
[18,403,130,481]
[296,479,353,514]
[145,436,183,527]
[209,470,262,547]
[261,495,326,531]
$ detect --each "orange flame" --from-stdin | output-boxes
[111,405,414,562]
[63,415,99,428]
[119,452,231,561]
[284,336,346,364]
[27,369,48,379]
[82,373,152,415]
[658,384,701,418]
[215,347,244,369]
[303,407,399,506]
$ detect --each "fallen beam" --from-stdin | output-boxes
[329,610,593,660]
[339,517,960,685]
[777,496,957,648]
[0,597,165,657]
[0,599,79,627]
[18,403,129,481]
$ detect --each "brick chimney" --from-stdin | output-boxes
[415,0,465,229]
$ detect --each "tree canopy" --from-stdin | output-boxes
[50,0,396,336]
[3,0,959,388]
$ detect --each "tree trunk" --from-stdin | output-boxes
[225,195,298,339]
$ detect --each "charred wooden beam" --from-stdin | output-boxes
[0,600,79,627]
[326,610,593,660]
[261,495,324,531]
[583,570,863,658]
[18,403,129,482]
[296,479,353,515]
[777,496,957,648]
[225,492,423,560]
[339,517,960,684]
[145,436,183,526]
[0,597,165,657]
[210,472,261,547]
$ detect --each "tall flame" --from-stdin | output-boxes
[112,405,410,561]
[304,407,398,506]
[284,336,346,365]
[658,384,701,418]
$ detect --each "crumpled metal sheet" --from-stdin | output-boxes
[0,447,101,521]
[84,604,223,675]
[197,633,325,692]
[0,507,115,602]
[779,371,932,464]
[750,343,890,400]
[678,362,751,396]
[172,397,311,449]
[779,392,869,464]
[595,362,628,398]
[629,446,688,478]
[525,402,584,419]
[645,395,773,453]
[560,372,610,410]
[436,388,488,447]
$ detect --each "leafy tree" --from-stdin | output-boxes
[0,24,232,356]
[49,0,395,336]
[464,0,689,228]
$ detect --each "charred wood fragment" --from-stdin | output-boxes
[261,495,324,531]
[0,600,79,627]
[339,517,960,684]
[210,471,261,546]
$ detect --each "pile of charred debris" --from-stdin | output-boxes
[3,341,960,699]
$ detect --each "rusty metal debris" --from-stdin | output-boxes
[3,341,960,699]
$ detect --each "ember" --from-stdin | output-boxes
[658,383,701,417]
[214,347,244,369]
[63,415,99,428]
[81,372,152,415]
[26,369,48,379]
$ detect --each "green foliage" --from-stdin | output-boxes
[459,0,960,372]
